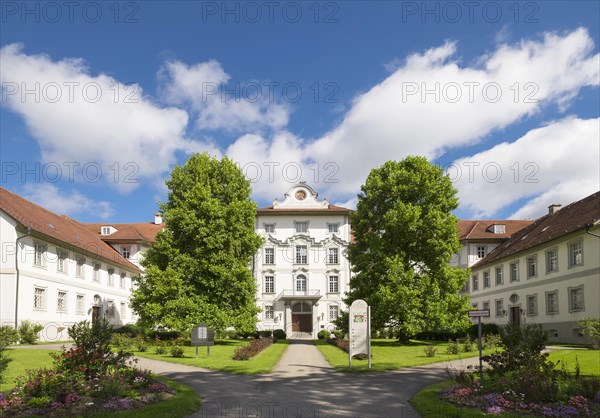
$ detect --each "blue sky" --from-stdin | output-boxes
[1,1,599,223]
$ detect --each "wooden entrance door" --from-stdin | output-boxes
[291,314,312,332]
[510,306,521,327]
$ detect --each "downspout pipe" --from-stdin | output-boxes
[15,226,31,330]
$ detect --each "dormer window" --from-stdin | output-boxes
[487,224,506,234]
[101,226,113,235]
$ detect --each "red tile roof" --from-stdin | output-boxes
[83,223,163,243]
[457,220,534,240]
[473,191,600,268]
[0,187,142,272]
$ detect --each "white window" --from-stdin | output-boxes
[546,290,559,315]
[76,257,85,278]
[264,275,275,293]
[76,295,84,314]
[120,273,126,289]
[57,291,67,312]
[495,266,503,285]
[295,222,308,233]
[476,246,486,259]
[264,248,275,264]
[527,256,538,278]
[56,249,68,273]
[495,299,504,317]
[493,224,505,234]
[509,262,519,282]
[34,287,46,310]
[327,247,339,264]
[120,302,127,319]
[569,240,583,267]
[34,242,46,267]
[546,248,558,273]
[471,275,479,291]
[295,245,308,264]
[101,226,111,235]
[264,305,274,320]
[527,294,538,316]
[327,223,339,233]
[568,286,585,312]
[108,269,115,286]
[121,246,131,259]
[329,275,339,293]
[482,301,490,311]
[93,263,101,282]
[483,271,490,288]
[264,224,275,233]
[107,300,115,317]
[329,305,339,321]
[296,274,307,293]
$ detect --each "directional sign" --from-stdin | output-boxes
[468,309,490,318]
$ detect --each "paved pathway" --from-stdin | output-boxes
[15,342,581,417]
[134,340,485,418]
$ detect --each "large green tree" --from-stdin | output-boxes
[131,153,263,333]
[347,156,471,341]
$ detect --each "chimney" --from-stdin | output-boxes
[548,204,561,215]
[154,212,163,225]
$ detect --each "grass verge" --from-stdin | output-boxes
[134,339,289,374]
[87,377,201,418]
[547,349,600,375]
[316,339,499,373]
[0,348,57,391]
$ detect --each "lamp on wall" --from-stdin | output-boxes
[501,310,507,316]
[321,313,325,321]
[278,313,282,321]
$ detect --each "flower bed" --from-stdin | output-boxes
[440,324,600,417]
[0,319,177,417]
[232,337,273,360]
[441,383,599,416]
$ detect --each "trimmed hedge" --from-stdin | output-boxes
[233,338,273,360]
[273,329,286,340]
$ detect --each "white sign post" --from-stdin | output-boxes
[349,299,371,369]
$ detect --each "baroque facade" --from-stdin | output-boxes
[254,183,352,339]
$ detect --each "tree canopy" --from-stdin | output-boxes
[346,156,471,341]
[131,153,263,333]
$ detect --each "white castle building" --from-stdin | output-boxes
[254,183,352,339]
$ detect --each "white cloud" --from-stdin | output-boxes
[159,59,290,132]
[299,27,598,204]
[452,117,600,219]
[0,43,204,193]
[21,183,114,219]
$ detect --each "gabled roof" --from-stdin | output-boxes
[473,191,600,269]
[0,187,141,272]
[82,223,163,243]
[457,220,534,240]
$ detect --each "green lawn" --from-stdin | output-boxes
[0,348,57,391]
[548,349,600,375]
[316,338,499,372]
[134,339,289,374]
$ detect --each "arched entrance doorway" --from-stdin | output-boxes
[291,302,312,333]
